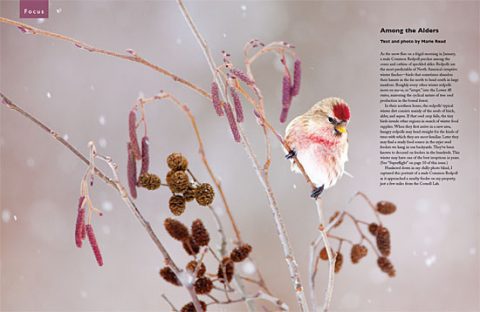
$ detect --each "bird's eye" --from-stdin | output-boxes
[328,117,335,124]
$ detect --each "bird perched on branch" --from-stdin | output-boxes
[285,97,350,199]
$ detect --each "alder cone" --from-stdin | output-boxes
[376,226,391,256]
[376,201,397,215]
[167,153,189,171]
[169,195,186,216]
[334,252,343,273]
[164,218,189,241]
[368,223,379,236]
[350,244,368,264]
[195,183,215,206]
[186,260,206,277]
[194,277,213,294]
[377,256,396,277]
[166,170,190,193]
[217,257,235,283]
[159,267,181,286]
[230,244,252,262]
[183,237,200,256]
[180,301,207,312]
[191,219,210,246]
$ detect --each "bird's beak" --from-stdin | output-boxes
[335,124,347,134]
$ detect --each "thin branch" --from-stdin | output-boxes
[0,17,209,99]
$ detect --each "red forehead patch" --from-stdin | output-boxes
[333,103,350,121]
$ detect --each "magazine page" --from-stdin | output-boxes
[1,1,478,311]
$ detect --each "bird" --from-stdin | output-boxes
[284,97,350,199]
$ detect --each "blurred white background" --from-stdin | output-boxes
[1,1,479,311]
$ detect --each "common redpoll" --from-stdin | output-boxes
[285,97,350,198]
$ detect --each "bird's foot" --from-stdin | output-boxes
[311,185,324,199]
[285,148,297,160]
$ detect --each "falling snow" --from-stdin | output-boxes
[46,92,52,98]
[56,8,62,14]
[98,138,107,148]
[80,291,88,298]
[468,70,479,83]
[101,201,113,212]
[63,134,69,141]
[469,247,476,255]
[425,255,437,267]
[102,225,111,235]
[241,261,256,275]
[37,18,45,24]
[13,215,18,221]
[176,38,182,45]
[26,157,35,168]
[2,210,11,223]
[99,115,106,125]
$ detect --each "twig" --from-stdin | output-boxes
[0,93,203,312]
[161,294,179,312]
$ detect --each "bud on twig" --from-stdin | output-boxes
[377,256,396,277]
[230,244,252,262]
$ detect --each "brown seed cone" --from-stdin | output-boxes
[377,256,396,277]
[328,211,343,228]
[368,223,379,236]
[183,184,197,202]
[159,267,181,286]
[319,247,334,261]
[195,183,215,206]
[166,170,190,193]
[376,226,391,256]
[334,252,343,273]
[167,153,189,171]
[217,257,235,283]
[377,201,397,215]
[194,277,213,294]
[186,260,206,277]
[164,218,189,241]
[230,244,252,262]
[350,244,368,264]
[169,195,186,216]
[180,301,207,312]
[191,219,210,246]
[183,237,200,256]
[137,172,161,190]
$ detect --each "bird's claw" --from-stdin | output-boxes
[311,185,324,199]
[285,149,297,160]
